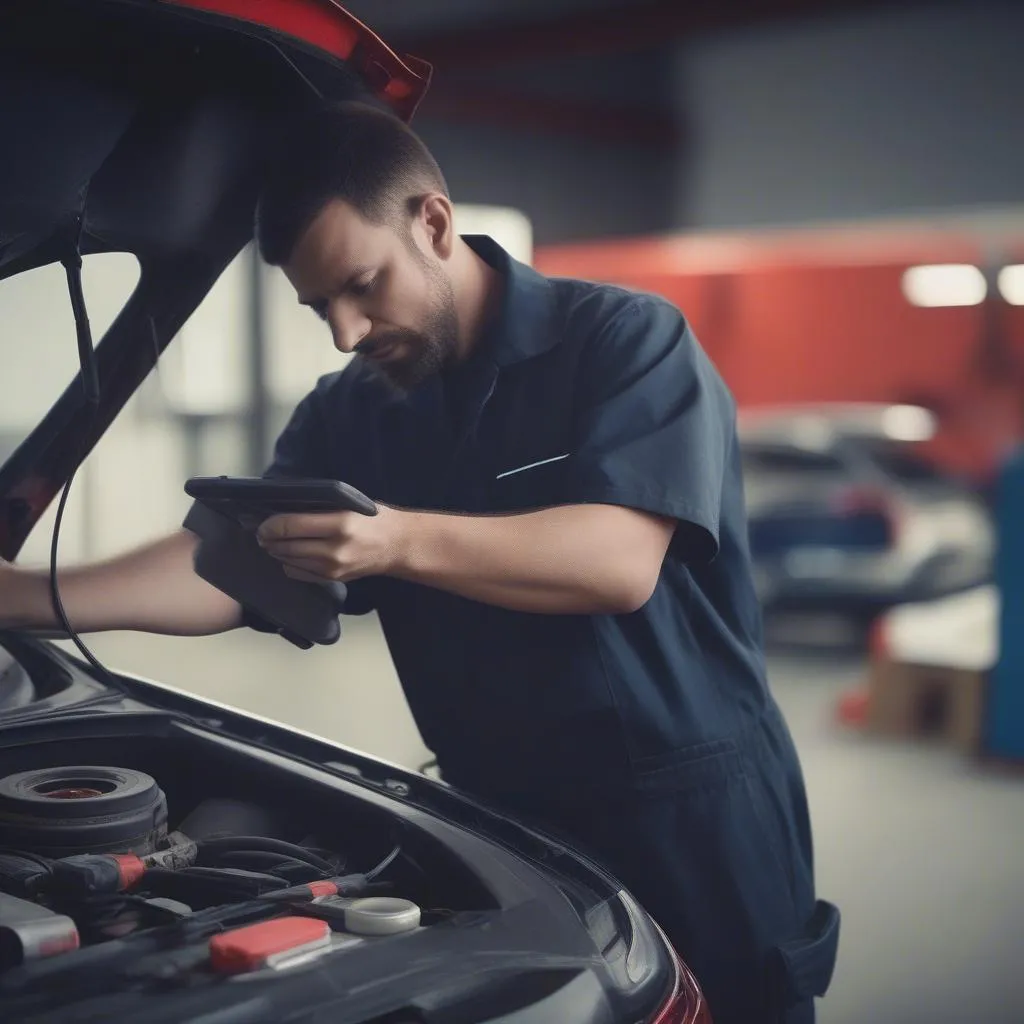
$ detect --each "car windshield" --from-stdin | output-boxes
[740,445,846,477]
[854,438,948,484]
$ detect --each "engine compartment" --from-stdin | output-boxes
[0,640,666,1024]
[0,718,507,1019]
[0,764,417,956]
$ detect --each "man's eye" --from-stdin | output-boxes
[350,276,377,298]
[310,303,328,322]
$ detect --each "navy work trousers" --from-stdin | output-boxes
[471,710,840,1024]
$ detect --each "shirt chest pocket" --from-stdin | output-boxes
[487,451,573,512]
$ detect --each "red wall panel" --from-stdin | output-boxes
[537,229,1024,480]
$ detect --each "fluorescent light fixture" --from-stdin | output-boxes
[998,264,1024,306]
[881,404,936,443]
[901,264,987,307]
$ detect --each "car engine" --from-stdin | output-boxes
[0,764,425,991]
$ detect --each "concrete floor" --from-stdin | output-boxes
[767,651,1024,1024]
[83,619,1024,1024]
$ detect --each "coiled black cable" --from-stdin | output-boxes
[48,246,122,691]
[211,851,322,884]
[196,836,339,874]
[365,844,401,881]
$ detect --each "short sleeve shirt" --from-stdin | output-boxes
[264,236,773,802]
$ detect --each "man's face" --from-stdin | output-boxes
[284,197,458,393]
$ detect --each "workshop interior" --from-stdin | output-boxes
[1,1,1022,1023]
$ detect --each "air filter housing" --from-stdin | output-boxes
[0,767,168,857]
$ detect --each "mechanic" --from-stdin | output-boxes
[0,102,838,1023]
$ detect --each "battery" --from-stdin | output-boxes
[209,916,331,974]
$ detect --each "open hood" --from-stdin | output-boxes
[0,0,430,560]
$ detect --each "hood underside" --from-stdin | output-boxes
[0,0,430,559]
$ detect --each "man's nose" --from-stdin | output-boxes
[329,305,371,354]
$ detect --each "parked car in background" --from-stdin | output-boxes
[739,404,994,626]
[0,2,708,1022]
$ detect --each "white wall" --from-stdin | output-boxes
[0,253,140,432]
[17,415,189,568]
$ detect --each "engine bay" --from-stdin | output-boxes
[0,640,646,1024]
[0,711,511,1022]
[0,764,421,969]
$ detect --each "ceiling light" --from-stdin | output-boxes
[998,264,1024,306]
[901,264,987,307]
[881,404,936,442]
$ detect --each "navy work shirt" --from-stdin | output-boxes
[264,236,774,801]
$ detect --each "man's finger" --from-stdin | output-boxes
[260,538,330,560]
[257,512,344,543]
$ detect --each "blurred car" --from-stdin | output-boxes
[739,403,994,622]
[0,2,708,1022]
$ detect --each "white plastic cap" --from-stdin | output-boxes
[343,897,421,937]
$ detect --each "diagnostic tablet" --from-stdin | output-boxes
[184,476,378,531]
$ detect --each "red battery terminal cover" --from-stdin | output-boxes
[112,853,146,889]
[209,916,331,974]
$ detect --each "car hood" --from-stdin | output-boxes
[0,0,430,560]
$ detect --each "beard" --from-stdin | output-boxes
[358,264,459,396]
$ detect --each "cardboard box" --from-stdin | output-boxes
[867,656,987,751]
[865,585,997,752]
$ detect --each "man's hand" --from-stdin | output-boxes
[256,506,408,584]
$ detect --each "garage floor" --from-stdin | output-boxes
[85,620,1024,1024]
[767,651,1024,1024]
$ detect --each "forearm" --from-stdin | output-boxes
[9,530,243,636]
[393,504,658,615]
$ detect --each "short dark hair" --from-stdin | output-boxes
[255,101,448,266]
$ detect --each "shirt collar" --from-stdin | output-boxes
[463,235,560,367]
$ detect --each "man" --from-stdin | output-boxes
[0,102,838,1022]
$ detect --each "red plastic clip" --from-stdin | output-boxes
[209,917,331,974]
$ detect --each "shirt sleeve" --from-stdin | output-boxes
[561,295,735,564]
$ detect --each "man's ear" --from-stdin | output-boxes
[417,193,455,260]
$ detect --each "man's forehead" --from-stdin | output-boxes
[312,200,385,249]
[288,200,391,279]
